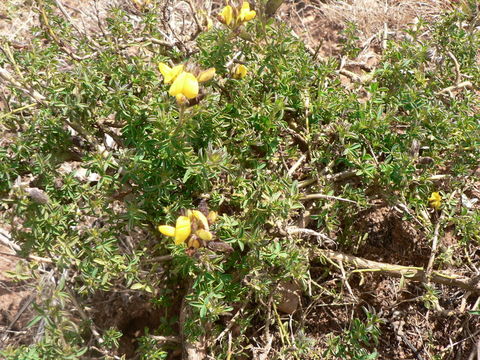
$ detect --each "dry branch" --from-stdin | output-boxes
[315,249,480,294]
[436,81,473,96]
[150,335,182,343]
[0,67,46,104]
[298,170,358,188]
[301,193,358,204]
[180,280,206,360]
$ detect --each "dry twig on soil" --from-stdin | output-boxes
[314,249,480,294]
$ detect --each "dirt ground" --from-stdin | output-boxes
[2,0,479,359]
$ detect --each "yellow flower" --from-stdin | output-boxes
[237,2,256,22]
[190,210,210,230]
[174,216,191,245]
[158,216,191,245]
[428,192,442,209]
[219,5,233,26]
[233,64,248,79]
[159,208,218,248]
[169,71,199,99]
[158,225,175,237]
[207,211,218,224]
[175,94,189,106]
[158,63,184,84]
[188,236,201,249]
[197,68,216,83]
[196,229,213,242]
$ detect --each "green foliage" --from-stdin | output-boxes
[1,0,479,359]
[324,309,382,359]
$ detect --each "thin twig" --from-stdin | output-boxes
[0,251,53,264]
[0,103,38,119]
[286,226,336,245]
[301,193,358,204]
[284,127,309,153]
[186,0,203,39]
[0,292,36,343]
[214,291,252,343]
[143,255,173,263]
[0,67,46,104]
[393,203,425,228]
[65,285,104,345]
[382,23,388,50]
[298,170,358,188]
[150,335,182,343]
[53,0,87,38]
[298,177,316,188]
[181,279,206,360]
[338,69,362,83]
[287,154,306,177]
[256,295,274,360]
[129,36,177,48]
[426,216,443,280]
[38,0,94,61]
[436,81,472,96]
[0,229,21,252]
[338,260,358,301]
[447,51,461,85]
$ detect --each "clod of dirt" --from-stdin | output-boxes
[90,291,166,358]
[276,280,301,314]
[0,245,35,348]
[350,205,429,266]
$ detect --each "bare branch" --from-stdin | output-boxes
[314,249,480,294]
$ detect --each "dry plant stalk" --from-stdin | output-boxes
[316,249,480,294]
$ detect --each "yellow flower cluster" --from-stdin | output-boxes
[428,192,442,209]
[218,1,256,28]
[158,210,218,248]
[158,63,216,105]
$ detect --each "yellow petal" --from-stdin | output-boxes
[159,63,172,79]
[182,72,199,99]
[428,192,442,209]
[175,93,188,106]
[174,216,191,245]
[188,237,201,248]
[192,210,209,230]
[233,64,248,79]
[244,10,256,21]
[428,192,441,202]
[159,63,184,84]
[431,201,441,209]
[168,64,184,83]
[238,2,255,22]
[207,211,218,224]
[169,71,187,97]
[169,72,199,99]
[197,68,216,83]
[219,5,233,25]
[196,229,213,242]
[158,225,175,237]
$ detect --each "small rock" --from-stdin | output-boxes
[26,187,50,204]
[277,281,301,314]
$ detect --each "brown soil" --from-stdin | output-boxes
[352,205,429,266]
[0,245,35,348]
[89,291,167,358]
